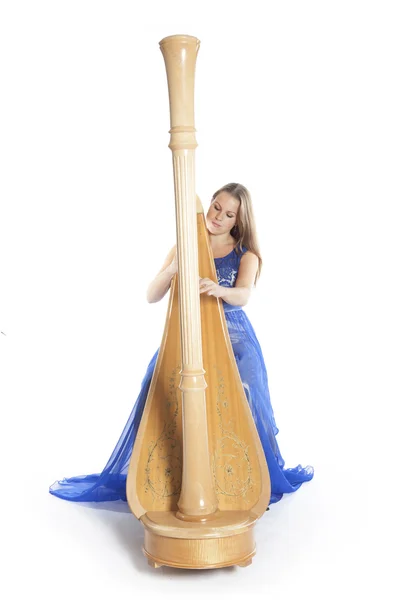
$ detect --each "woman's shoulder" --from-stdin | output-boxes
[236,244,254,258]
[240,249,258,261]
[237,246,259,267]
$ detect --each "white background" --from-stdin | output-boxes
[1,1,399,598]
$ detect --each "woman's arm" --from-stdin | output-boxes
[220,252,259,306]
[199,252,259,306]
[146,245,177,303]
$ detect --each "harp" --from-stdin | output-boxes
[126,34,270,570]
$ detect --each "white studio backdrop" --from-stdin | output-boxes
[0,1,399,598]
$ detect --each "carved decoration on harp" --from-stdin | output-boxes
[143,364,182,504]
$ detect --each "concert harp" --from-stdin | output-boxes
[126,34,271,569]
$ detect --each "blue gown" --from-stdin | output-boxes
[49,247,314,505]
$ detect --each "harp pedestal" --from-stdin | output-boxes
[141,510,257,569]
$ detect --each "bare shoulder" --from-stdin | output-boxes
[241,250,259,264]
[236,250,259,288]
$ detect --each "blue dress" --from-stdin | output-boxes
[49,246,314,505]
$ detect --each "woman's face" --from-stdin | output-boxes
[206,192,240,236]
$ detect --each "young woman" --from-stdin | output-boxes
[49,183,314,505]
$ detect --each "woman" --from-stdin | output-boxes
[49,183,314,505]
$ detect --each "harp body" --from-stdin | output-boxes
[126,35,270,569]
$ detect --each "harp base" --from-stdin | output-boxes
[140,510,258,569]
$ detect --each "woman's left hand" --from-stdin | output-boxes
[199,277,224,298]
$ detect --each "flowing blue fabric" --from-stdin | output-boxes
[49,247,314,505]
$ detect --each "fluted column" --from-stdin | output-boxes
[160,35,218,519]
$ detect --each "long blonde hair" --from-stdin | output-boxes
[211,183,263,285]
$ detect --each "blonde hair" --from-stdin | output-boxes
[211,182,263,285]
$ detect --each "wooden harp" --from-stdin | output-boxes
[126,34,270,569]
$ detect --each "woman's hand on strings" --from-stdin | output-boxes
[199,277,224,298]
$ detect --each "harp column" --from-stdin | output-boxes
[160,35,218,520]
